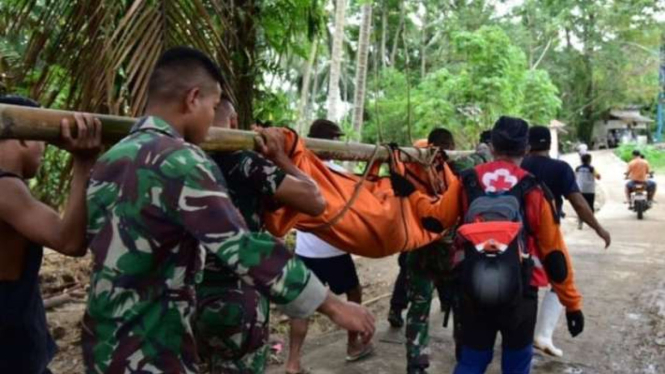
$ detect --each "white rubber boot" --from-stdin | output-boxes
[534,290,564,357]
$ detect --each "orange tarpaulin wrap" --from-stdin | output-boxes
[263,131,445,258]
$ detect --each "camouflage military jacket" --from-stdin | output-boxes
[211,151,286,232]
[449,152,489,176]
[82,117,326,373]
[202,151,286,285]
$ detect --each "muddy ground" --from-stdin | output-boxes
[45,151,665,373]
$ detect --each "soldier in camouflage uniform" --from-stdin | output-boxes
[82,47,375,374]
[195,98,326,373]
[404,129,490,374]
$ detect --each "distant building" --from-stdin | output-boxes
[592,108,654,149]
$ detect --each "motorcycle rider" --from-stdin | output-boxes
[625,150,656,205]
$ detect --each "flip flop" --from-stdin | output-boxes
[345,343,375,362]
[286,368,312,374]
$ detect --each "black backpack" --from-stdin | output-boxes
[456,169,538,308]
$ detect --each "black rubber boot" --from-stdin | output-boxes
[387,308,404,328]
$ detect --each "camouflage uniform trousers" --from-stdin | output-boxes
[405,239,460,372]
[195,280,270,374]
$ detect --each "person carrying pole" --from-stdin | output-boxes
[391,117,585,374]
[391,129,490,374]
[194,98,329,374]
[522,126,610,357]
[0,95,102,374]
[82,46,375,373]
[285,120,372,374]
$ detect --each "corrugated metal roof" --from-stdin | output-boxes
[609,110,654,123]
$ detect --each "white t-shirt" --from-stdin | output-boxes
[575,164,596,194]
[295,231,346,258]
[295,161,347,259]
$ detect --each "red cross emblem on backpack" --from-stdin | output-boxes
[481,169,518,193]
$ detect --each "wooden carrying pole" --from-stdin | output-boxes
[0,104,468,162]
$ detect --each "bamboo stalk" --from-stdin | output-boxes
[0,104,469,162]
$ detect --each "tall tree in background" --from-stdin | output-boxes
[327,0,347,122]
[352,2,373,139]
[297,41,319,134]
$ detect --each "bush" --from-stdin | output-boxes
[615,144,665,172]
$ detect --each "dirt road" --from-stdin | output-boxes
[268,151,665,374]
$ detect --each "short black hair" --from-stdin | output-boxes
[0,95,40,108]
[479,130,492,145]
[428,128,454,149]
[148,46,224,103]
[491,116,529,157]
[308,119,344,139]
[581,153,592,165]
[632,150,641,157]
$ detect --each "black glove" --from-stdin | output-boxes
[566,310,585,337]
[390,171,416,197]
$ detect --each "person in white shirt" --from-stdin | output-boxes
[285,120,373,374]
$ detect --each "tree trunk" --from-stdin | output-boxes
[352,3,373,140]
[390,0,405,66]
[380,1,387,68]
[420,1,428,78]
[580,11,595,143]
[234,0,258,130]
[310,64,321,123]
[327,0,347,122]
[297,41,319,134]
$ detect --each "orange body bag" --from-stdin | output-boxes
[262,131,444,258]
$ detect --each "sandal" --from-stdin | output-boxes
[345,343,375,362]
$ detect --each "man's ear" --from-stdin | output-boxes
[184,87,201,113]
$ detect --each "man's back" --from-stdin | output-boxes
[575,164,597,194]
[628,158,650,182]
[84,116,241,373]
[521,155,579,213]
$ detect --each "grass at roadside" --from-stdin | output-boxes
[615,144,665,172]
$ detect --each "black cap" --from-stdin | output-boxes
[491,116,529,156]
[308,119,344,140]
[528,126,551,151]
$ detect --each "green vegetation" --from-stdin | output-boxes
[616,144,665,172]
[1,0,663,203]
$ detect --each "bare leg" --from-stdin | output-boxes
[346,285,364,356]
[286,318,309,374]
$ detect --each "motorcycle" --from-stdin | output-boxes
[630,182,649,220]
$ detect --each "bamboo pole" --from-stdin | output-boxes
[0,104,470,162]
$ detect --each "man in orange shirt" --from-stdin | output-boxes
[625,150,656,203]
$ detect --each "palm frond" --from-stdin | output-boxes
[2,0,235,115]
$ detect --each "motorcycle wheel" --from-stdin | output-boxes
[637,200,644,220]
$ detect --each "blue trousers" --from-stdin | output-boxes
[452,289,538,374]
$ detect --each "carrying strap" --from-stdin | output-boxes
[460,169,485,204]
[313,143,384,230]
